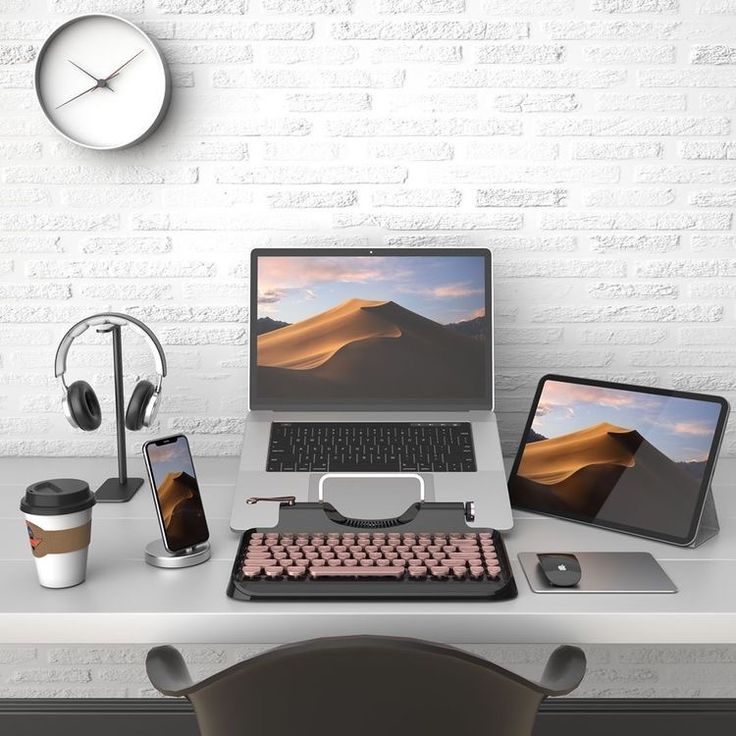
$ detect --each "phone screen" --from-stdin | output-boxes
[144,435,209,551]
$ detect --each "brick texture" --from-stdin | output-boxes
[0,643,733,697]
[0,0,735,466]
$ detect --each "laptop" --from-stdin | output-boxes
[229,248,513,532]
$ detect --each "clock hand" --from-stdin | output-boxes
[104,49,144,81]
[68,59,97,83]
[68,60,115,92]
[55,82,98,110]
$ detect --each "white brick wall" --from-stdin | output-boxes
[2,642,736,697]
[1,0,736,458]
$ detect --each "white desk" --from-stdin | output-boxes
[1,457,735,645]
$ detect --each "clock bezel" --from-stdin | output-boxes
[34,13,172,151]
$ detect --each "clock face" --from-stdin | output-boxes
[35,14,170,150]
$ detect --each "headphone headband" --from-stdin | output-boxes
[54,313,167,379]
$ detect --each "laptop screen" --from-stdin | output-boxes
[249,249,493,409]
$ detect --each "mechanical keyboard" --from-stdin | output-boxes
[267,422,476,473]
[227,500,516,600]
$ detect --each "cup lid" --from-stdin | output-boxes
[20,479,96,516]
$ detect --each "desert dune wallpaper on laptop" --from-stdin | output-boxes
[509,381,722,538]
[255,255,489,401]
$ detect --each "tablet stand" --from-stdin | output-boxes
[144,539,211,569]
[689,486,719,548]
[94,323,144,503]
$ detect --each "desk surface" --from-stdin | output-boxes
[1,456,735,645]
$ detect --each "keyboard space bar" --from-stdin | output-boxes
[309,567,405,579]
[328,464,399,472]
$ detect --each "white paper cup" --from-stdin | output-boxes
[24,508,92,588]
[20,479,96,589]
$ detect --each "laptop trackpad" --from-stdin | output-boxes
[312,473,431,520]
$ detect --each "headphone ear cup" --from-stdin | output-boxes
[125,380,155,431]
[66,380,102,431]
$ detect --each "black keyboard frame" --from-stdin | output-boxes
[227,502,517,601]
[267,421,477,473]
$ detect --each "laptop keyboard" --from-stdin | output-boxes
[267,422,476,473]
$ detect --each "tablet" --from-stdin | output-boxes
[508,375,729,546]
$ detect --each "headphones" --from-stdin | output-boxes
[55,313,167,432]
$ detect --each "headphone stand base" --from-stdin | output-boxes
[96,476,144,503]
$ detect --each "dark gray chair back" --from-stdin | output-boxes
[147,635,586,736]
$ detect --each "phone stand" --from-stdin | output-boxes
[144,539,211,569]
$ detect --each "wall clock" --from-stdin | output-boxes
[34,14,171,150]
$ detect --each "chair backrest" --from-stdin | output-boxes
[148,636,586,736]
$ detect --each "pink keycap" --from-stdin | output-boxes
[448,552,480,561]
[310,567,405,579]
[242,566,262,578]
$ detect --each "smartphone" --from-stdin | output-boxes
[142,434,209,552]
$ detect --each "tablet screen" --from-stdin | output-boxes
[508,376,729,545]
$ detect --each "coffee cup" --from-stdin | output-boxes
[20,479,96,589]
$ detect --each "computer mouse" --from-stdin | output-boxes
[537,553,581,588]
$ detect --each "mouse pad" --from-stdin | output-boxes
[518,552,677,593]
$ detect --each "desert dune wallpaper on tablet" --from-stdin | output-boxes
[255,255,489,401]
[509,381,722,538]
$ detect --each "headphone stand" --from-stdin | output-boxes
[94,324,144,503]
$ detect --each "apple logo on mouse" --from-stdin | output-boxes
[538,553,581,588]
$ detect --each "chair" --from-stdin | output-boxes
[147,635,586,736]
